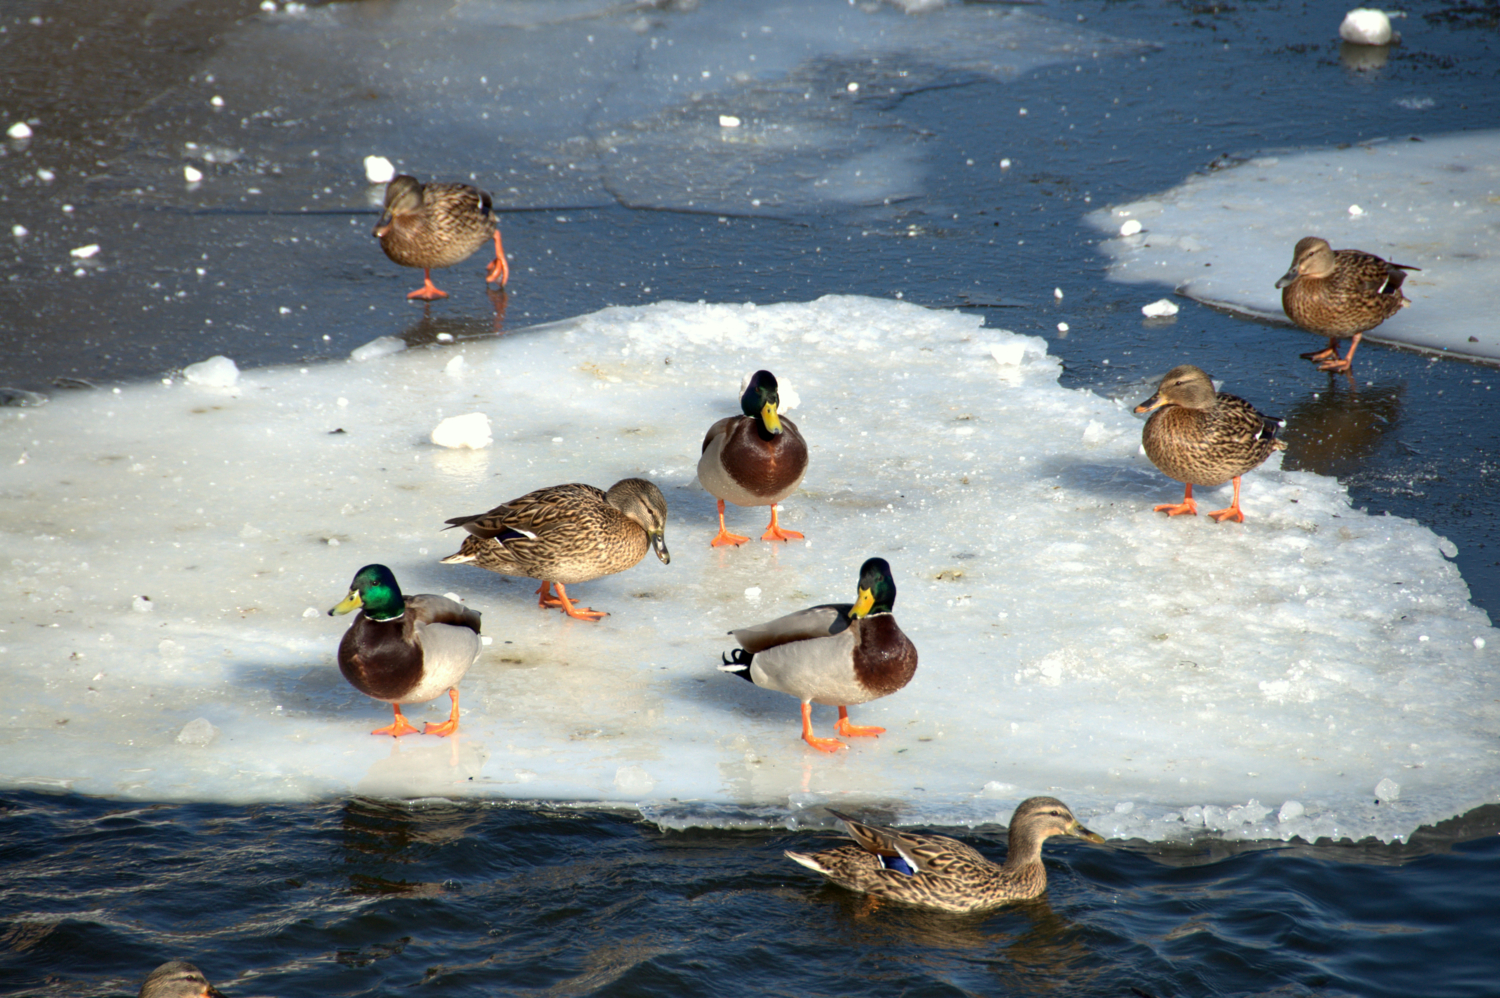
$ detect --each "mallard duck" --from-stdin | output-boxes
[784,797,1104,914]
[441,478,670,621]
[698,370,808,547]
[1276,236,1418,373]
[374,174,509,300]
[139,962,225,998]
[1135,364,1286,523]
[720,557,915,752]
[328,564,482,737]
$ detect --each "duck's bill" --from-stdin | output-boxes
[1070,820,1106,844]
[652,533,671,565]
[1274,268,1298,289]
[329,590,363,616]
[1133,394,1164,414]
[849,587,875,618]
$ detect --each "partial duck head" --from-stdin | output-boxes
[373,174,424,238]
[329,563,406,621]
[1276,236,1337,287]
[1008,796,1105,858]
[607,478,672,565]
[139,961,226,998]
[1134,364,1217,414]
[850,557,897,618]
[741,369,784,439]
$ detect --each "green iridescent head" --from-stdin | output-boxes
[740,370,783,436]
[329,564,406,621]
[849,557,896,618]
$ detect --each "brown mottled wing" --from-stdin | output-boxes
[829,810,988,875]
[731,603,851,654]
[445,484,607,539]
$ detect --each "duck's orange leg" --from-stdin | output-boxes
[535,580,562,608]
[407,269,449,300]
[761,503,804,543]
[422,688,462,737]
[549,582,607,621]
[484,228,509,287]
[1153,482,1199,517]
[1301,337,1339,363]
[835,705,884,738]
[1317,333,1360,373]
[372,704,420,738]
[801,702,846,753]
[1207,477,1247,523]
[710,498,750,548]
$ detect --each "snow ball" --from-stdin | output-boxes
[444,354,466,376]
[1340,8,1395,45]
[1081,420,1110,444]
[364,155,395,184]
[210,96,225,108]
[990,342,1027,366]
[1057,322,1070,333]
[435,332,454,343]
[744,586,762,599]
[69,244,101,259]
[183,355,239,388]
[1374,777,1400,801]
[261,0,277,10]
[301,607,320,618]
[36,168,55,182]
[614,765,656,794]
[481,635,494,646]
[1348,204,1365,216]
[1278,800,1305,822]
[1142,298,1179,317]
[184,165,203,183]
[12,225,27,238]
[349,335,405,362]
[132,595,154,613]
[176,718,219,747]
[336,397,349,407]
[1120,219,1143,236]
[1053,287,1064,300]
[1476,637,1487,650]
[431,412,493,450]
[7,122,33,139]
[846,82,859,92]
[718,114,742,128]
[999,158,1012,169]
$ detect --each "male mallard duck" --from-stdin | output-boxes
[1135,364,1286,523]
[441,478,670,621]
[374,174,509,300]
[1276,236,1418,373]
[328,564,482,737]
[698,370,808,547]
[720,557,915,752]
[139,962,225,998]
[784,797,1104,914]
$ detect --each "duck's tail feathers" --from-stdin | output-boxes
[719,649,755,682]
[784,850,829,875]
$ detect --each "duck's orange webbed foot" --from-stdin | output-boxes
[422,688,461,737]
[372,705,420,738]
[801,703,847,753]
[1206,477,1246,523]
[407,269,448,300]
[551,582,606,621]
[484,229,509,287]
[1316,356,1353,373]
[1153,483,1198,517]
[835,706,884,739]
[709,499,749,547]
[761,504,804,543]
[535,580,564,609]
[1300,346,1338,362]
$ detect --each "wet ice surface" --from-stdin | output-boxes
[1088,131,1500,362]
[2,297,1495,843]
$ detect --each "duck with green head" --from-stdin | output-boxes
[441,478,670,621]
[374,174,509,301]
[720,557,916,752]
[698,369,809,547]
[784,797,1105,913]
[329,564,482,737]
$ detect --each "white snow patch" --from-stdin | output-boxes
[431,412,493,450]
[1340,8,1397,45]
[183,356,240,388]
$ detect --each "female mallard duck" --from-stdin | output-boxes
[719,557,915,752]
[784,797,1104,913]
[698,370,808,547]
[139,962,225,998]
[328,564,482,737]
[1135,364,1286,523]
[1276,236,1418,373]
[441,478,670,621]
[374,174,509,300]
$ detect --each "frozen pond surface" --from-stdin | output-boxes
[3,297,1494,842]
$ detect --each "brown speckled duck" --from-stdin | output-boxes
[1135,364,1286,523]
[139,962,225,998]
[374,174,509,300]
[441,479,670,621]
[784,797,1105,913]
[1276,236,1418,373]
[720,557,915,753]
[329,564,482,737]
[698,370,809,547]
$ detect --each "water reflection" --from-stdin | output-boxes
[1340,41,1393,73]
[1280,378,1404,478]
[338,796,487,897]
[398,287,509,347]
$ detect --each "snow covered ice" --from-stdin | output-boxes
[1088,131,1500,364]
[1,297,1496,844]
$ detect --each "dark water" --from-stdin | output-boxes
[4,0,1500,995]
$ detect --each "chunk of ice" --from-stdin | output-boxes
[176,718,218,746]
[363,155,395,184]
[1142,298,1179,318]
[431,412,493,450]
[183,355,240,388]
